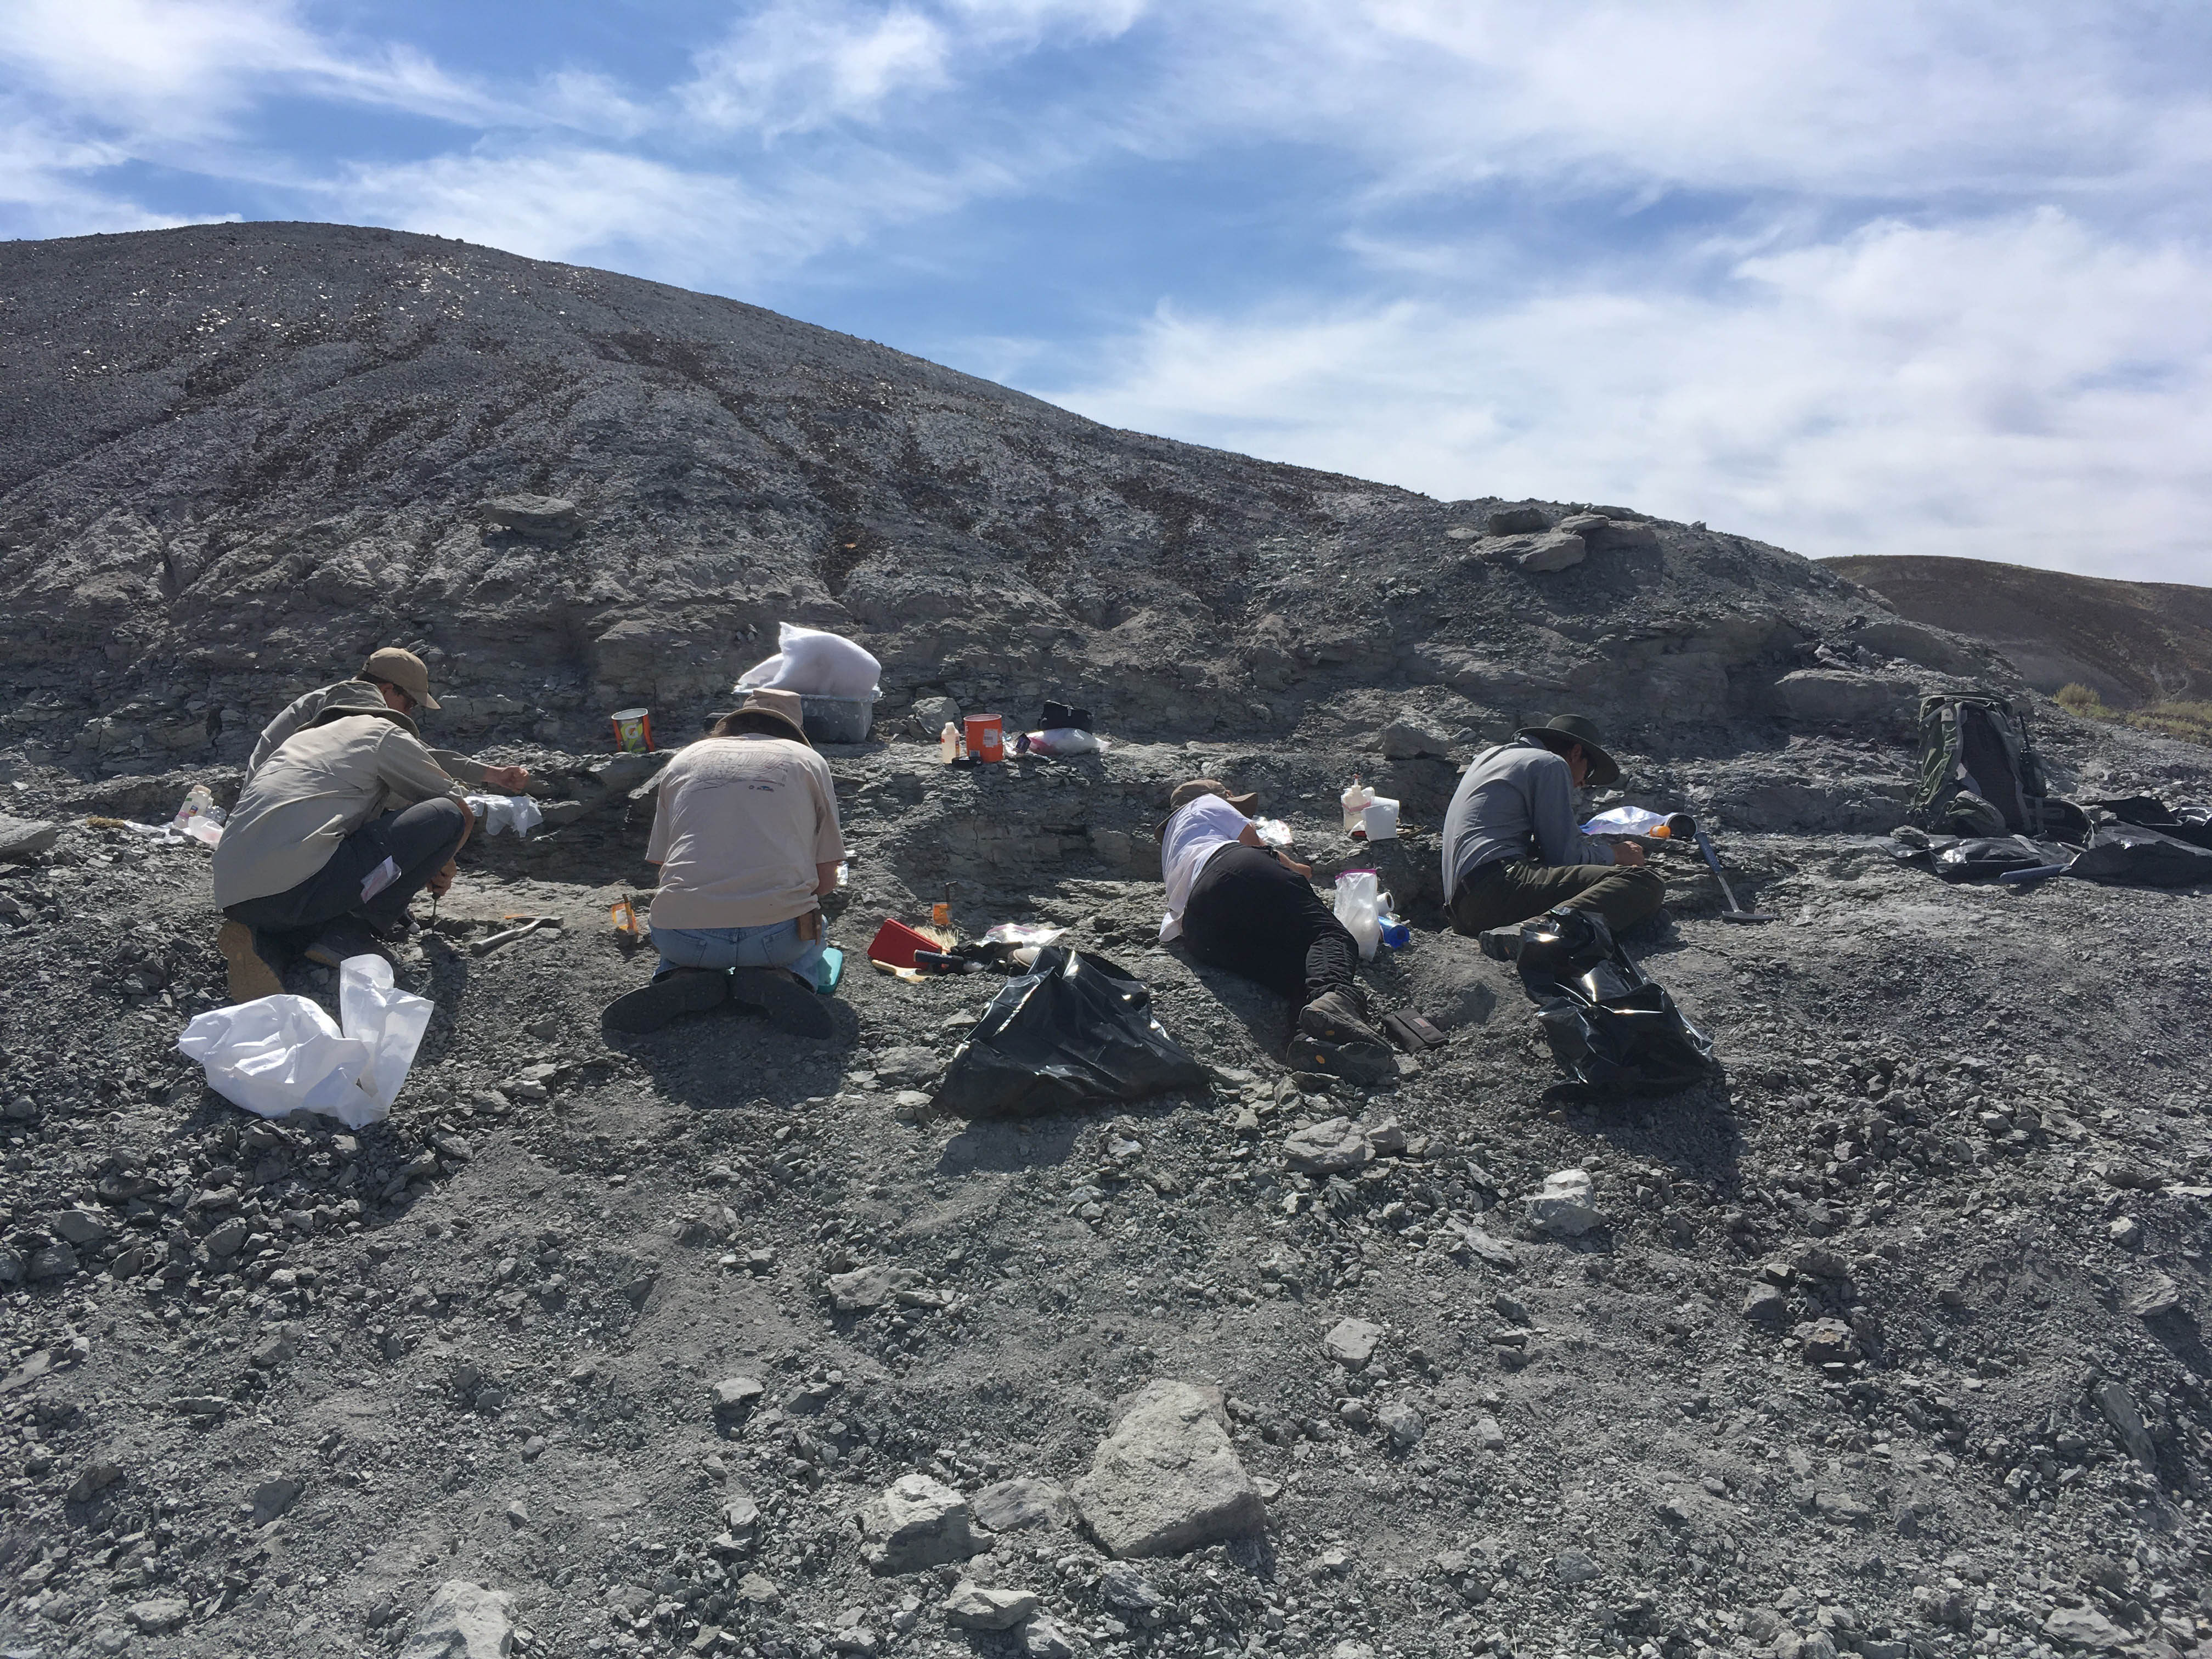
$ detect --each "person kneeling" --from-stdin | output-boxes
[212,684,472,998]
[1439,713,1664,944]
[603,690,841,1038]
[1159,778,1396,1084]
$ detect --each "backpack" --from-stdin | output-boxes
[1908,695,2084,838]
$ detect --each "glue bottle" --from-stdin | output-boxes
[939,723,960,764]
[1341,776,1374,833]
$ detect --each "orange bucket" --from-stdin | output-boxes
[963,713,1004,764]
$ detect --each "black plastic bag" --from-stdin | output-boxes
[932,948,1210,1119]
[2088,797,2212,851]
[2068,823,2212,888]
[1933,834,2078,882]
[1494,912,1714,1095]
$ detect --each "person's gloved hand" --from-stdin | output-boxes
[427,860,459,898]
[482,764,532,793]
[1613,840,1647,867]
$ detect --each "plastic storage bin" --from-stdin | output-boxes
[800,694,874,744]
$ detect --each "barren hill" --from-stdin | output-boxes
[2,225,2211,1659]
[1822,554,2212,709]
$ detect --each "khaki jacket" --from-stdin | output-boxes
[247,679,493,787]
[212,699,464,908]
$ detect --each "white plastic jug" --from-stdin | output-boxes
[1333,871,1390,961]
[1341,777,1375,832]
[1361,795,1401,842]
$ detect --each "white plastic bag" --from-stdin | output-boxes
[1582,805,1668,836]
[1023,727,1104,757]
[736,623,882,701]
[1333,870,1389,961]
[175,957,431,1127]
[465,794,544,838]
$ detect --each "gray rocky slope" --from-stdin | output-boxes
[1,224,2210,1659]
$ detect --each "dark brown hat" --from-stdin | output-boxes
[1169,778,1259,815]
[1516,714,1620,787]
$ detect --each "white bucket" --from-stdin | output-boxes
[1361,795,1401,842]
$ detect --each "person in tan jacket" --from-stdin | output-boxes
[247,646,531,794]
[602,690,842,1039]
[212,673,472,999]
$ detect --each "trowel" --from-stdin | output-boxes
[1663,814,1775,923]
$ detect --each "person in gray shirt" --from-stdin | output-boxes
[1440,714,1664,938]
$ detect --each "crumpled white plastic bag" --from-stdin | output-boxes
[1333,870,1389,962]
[736,622,882,701]
[464,794,544,837]
[176,957,431,1127]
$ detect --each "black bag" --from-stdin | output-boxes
[1493,911,1714,1095]
[931,948,1209,1118]
[2068,823,2212,888]
[2087,797,2212,851]
[1932,834,2076,882]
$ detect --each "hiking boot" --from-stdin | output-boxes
[1477,924,1524,962]
[1286,1032,1399,1085]
[602,968,731,1035]
[730,968,836,1039]
[1297,988,1389,1050]
[217,920,284,1002]
[304,926,391,970]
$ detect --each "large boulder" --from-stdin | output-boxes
[1775,669,1919,727]
[1070,1380,1265,1558]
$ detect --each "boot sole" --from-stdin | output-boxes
[217,921,284,1002]
[603,969,731,1035]
[1287,1035,1398,1085]
[731,968,836,1038]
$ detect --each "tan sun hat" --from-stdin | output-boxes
[706,687,811,746]
[362,646,439,711]
[1169,777,1259,815]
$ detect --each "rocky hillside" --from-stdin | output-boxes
[1822,556,2212,710]
[3,222,2008,777]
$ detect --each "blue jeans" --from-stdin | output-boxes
[651,917,825,985]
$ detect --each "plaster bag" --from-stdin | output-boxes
[736,623,882,701]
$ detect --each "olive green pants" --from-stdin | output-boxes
[1447,857,1666,938]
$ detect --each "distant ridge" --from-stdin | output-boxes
[1821,554,2212,708]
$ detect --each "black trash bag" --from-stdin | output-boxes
[2087,796,2212,851]
[2068,822,2212,888]
[932,947,1210,1119]
[1502,911,1714,1095]
[1932,834,2078,882]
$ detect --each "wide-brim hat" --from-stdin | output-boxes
[705,688,811,747]
[1516,714,1620,787]
[1169,778,1259,816]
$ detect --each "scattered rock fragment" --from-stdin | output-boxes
[1525,1169,1600,1237]
[2092,1379,2156,1468]
[126,1598,189,1635]
[972,1476,1078,1533]
[1099,1562,1169,1624]
[2041,1604,2128,1650]
[1552,1548,1599,1585]
[250,1474,303,1524]
[0,815,61,861]
[711,1375,765,1419]
[859,1474,981,1574]
[1022,1616,1080,1659]
[1284,1118,1371,1174]
[827,1263,923,1312]
[941,1582,1040,1630]
[66,1459,123,1503]
[397,1579,514,1659]
[1323,1318,1384,1368]
[1071,1379,1265,1558]
[475,493,579,544]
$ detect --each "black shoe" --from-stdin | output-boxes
[1477,924,1523,962]
[1297,988,1390,1050]
[1286,1032,1398,1085]
[730,968,835,1038]
[304,926,390,970]
[603,968,731,1034]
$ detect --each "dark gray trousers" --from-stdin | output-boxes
[225,798,467,936]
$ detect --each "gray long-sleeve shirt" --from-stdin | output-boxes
[1440,740,1615,903]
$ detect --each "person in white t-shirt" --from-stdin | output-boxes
[1158,778,1395,1082]
[602,690,842,1038]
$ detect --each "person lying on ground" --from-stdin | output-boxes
[1159,778,1398,1084]
[247,647,532,795]
[1439,713,1664,943]
[602,690,842,1039]
[212,681,474,999]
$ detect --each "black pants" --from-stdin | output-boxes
[1181,844,1357,1010]
[225,799,468,936]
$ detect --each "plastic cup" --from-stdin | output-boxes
[611,708,654,753]
[964,714,1005,764]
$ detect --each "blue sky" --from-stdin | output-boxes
[5,1,2211,581]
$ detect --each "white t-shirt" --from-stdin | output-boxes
[1158,794,1251,941]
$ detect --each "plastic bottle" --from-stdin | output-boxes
[1340,776,1374,833]
[939,723,960,764]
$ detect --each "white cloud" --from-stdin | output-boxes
[1037,210,2212,582]
[679,2,954,137]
